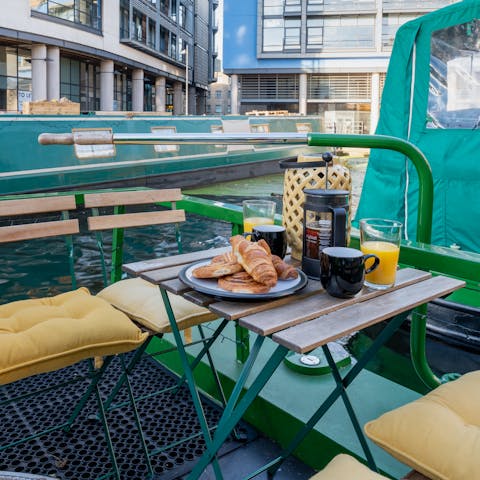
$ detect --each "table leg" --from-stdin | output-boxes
[266,311,410,478]
[160,288,224,480]
[187,341,289,480]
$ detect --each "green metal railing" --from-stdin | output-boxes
[36,130,450,388]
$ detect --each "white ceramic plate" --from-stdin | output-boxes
[179,259,308,301]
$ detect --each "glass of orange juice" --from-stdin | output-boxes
[359,218,403,290]
[242,200,276,237]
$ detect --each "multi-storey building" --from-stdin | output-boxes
[223,0,456,132]
[0,0,217,114]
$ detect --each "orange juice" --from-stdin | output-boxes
[361,240,400,287]
[243,216,274,234]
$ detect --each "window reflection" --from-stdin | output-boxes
[0,47,32,112]
[428,20,480,129]
[30,0,102,30]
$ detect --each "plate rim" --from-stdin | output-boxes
[178,259,308,301]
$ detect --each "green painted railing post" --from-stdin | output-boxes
[110,205,126,284]
[307,133,439,389]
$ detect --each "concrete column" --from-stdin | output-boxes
[132,68,144,112]
[173,81,183,115]
[100,60,114,111]
[230,74,239,114]
[155,76,166,113]
[370,72,380,133]
[299,73,307,115]
[31,44,47,101]
[46,46,60,100]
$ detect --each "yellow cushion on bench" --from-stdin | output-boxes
[365,370,480,480]
[0,288,148,385]
[97,277,218,333]
[310,454,389,480]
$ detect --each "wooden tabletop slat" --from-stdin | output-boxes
[123,246,229,276]
[206,280,321,321]
[140,265,190,284]
[272,276,466,354]
[239,268,431,335]
[183,290,217,307]
[159,278,194,295]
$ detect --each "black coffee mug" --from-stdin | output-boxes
[244,225,288,259]
[320,247,379,298]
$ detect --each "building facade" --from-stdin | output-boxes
[223,0,456,132]
[0,0,217,113]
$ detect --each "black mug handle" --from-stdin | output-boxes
[331,206,347,247]
[363,254,380,274]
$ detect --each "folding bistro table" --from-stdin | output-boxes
[124,248,464,480]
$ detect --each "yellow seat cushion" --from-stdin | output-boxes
[310,454,389,480]
[365,371,480,480]
[97,277,218,333]
[0,288,148,385]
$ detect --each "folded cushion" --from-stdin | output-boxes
[365,371,480,480]
[0,288,148,385]
[310,454,389,480]
[97,277,218,333]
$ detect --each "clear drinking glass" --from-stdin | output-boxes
[359,218,403,290]
[242,200,276,235]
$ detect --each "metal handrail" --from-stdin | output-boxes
[38,130,439,388]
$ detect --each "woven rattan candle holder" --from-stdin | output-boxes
[281,152,352,260]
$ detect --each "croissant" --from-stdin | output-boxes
[271,255,298,280]
[230,235,277,287]
[192,251,243,278]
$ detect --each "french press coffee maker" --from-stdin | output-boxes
[301,188,350,279]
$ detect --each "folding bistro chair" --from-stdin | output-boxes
[0,195,148,479]
[83,189,232,473]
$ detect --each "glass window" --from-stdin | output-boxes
[284,0,301,14]
[160,26,169,54]
[263,0,283,16]
[114,69,132,111]
[307,0,324,13]
[133,9,146,43]
[160,0,168,15]
[263,18,284,52]
[170,33,177,58]
[73,128,115,159]
[148,19,156,49]
[215,104,222,113]
[427,20,480,129]
[120,2,129,38]
[152,126,178,152]
[179,4,186,27]
[215,90,222,99]
[170,0,177,21]
[322,15,375,49]
[307,18,323,48]
[382,13,416,49]
[0,46,31,112]
[60,56,99,111]
[30,0,102,31]
[284,19,300,50]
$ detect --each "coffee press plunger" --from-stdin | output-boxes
[301,155,349,279]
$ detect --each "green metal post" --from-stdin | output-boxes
[110,205,126,284]
[307,133,438,389]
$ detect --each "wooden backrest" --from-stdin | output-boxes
[0,196,79,243]
[84,189,185,231]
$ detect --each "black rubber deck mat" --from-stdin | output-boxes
[0,353,256,479]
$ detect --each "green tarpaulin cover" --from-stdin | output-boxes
[356,0,480,253]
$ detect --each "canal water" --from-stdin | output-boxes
[0,159,367,304]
